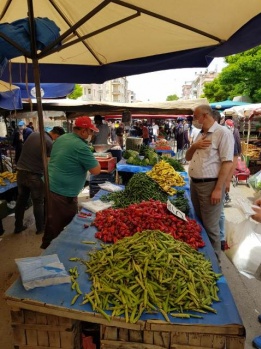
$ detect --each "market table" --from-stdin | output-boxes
[116,158,152,184]
[154,149,176,157]
[5,182,245,349]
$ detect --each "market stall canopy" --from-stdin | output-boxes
[105,114,184,120]
[0,80,22,110]
[210,100,251,111]
[20,98,209,117]
[224,104,261,118]
[10,110,66,119]
[1,1,261,83]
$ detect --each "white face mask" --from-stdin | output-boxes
[192,120,203,129]
[87,135,92,142]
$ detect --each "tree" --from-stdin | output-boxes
[202,46,261,102]
[166,94,179,101]
[67,84,83,99]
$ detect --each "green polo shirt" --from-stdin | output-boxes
[48,133,98,197]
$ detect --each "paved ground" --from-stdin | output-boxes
[0,182,261,349]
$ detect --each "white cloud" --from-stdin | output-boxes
[127,58,227,102]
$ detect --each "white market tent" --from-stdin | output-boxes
[224,103,261,150]
[19,98,209,118]
[224,103,261,118]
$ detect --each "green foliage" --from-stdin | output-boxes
[67,84,83,100]
[166,94,179,101]
[202,46,261,102]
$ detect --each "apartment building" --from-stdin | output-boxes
[81,77,136,103]
[181,71,218,99]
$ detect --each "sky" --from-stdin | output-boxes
[127,57,227,103]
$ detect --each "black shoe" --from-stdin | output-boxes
[14,225,27,234]
[221,240,226,251]
[40,242,49,249]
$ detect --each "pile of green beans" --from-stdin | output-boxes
[81,230,221,323]
[101,172,168,208]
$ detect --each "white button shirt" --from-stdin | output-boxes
[188,122,234,179]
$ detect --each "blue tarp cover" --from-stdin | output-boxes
[14,83,75,99]
[0,88,22,110]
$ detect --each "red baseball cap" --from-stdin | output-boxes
[74,116,99,132]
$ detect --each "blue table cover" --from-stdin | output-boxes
[5,178,243,328]
[116,159,152,173]
[155,149,176,157]
[0,180,17,194]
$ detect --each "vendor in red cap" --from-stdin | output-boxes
[41,116,101,249]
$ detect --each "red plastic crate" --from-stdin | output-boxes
[96,157,116,172]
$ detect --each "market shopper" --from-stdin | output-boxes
[41,116,101,249]
[142,121,150,145]
[14,126,65,234]
[186,105,234,262]
[92,115,110,144]
[115,122,125,148]
[12,121,33,164]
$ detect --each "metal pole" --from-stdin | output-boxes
[27,0,50,212]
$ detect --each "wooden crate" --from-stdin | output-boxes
[100,321,245,349]
[10,308,82,349]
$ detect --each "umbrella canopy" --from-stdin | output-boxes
[0,1,261,83]
[210,100,251,111]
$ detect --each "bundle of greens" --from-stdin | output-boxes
[160,156,185,172]
[101,172,168,208]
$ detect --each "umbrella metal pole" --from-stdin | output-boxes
[27,0,51,219]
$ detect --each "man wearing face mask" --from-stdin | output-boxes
[41,116,101,249]
[186,105,234,263]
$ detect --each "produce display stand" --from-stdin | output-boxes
[153,149,176,157]
[5,185,245,349]
[116,158,152,184]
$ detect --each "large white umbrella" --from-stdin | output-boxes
[0,0,261,208]
[0,1,261,83]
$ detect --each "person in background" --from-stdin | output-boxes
[174,118,190,158]
[224,118,242,203]
[92,115,110,144]
[26,121,34,131]
[186,105,234,262]
[152,122,159,142]
[110,121,117,144]
[141,121,150,145]
[189,123,201,144]
[14,127,65,235]
[41,116,101,249]
[12,121,33,164]
[212,110,236,251]
[115,122,125,148]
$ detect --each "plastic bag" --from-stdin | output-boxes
[248,170,261,192]
[81,199,112,213]
[98,182,123,192]
[225,219,261,277]
[15,254,71,290]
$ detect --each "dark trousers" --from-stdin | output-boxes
[41,191,78,249]
[15,170,45,232]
